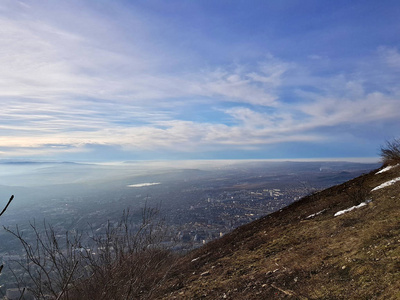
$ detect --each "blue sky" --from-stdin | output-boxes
[0,0,399,162]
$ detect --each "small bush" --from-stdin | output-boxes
[5,205,176,300]
[380,138,400,165]
[345,177,369,206]
[346,185,369,206]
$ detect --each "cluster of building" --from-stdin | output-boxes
[0,183,314,296]
[166,186,312,250]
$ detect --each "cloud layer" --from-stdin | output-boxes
[1,1,399,160]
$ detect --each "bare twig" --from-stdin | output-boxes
[270,283,309,300]
[17,287,25,300]
[0,195,14,217]
[0,195,14,276]
[6,204,172,299]
[56,261,79,300]
[270,283,296,297]
[381,138,400,165]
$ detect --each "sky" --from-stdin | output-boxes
[0,0,399,162]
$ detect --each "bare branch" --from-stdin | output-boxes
[6,205,174,299]
[380,138,400,165]
[0,195,14,217]
[56,261,79,300]
[17,288,26,300]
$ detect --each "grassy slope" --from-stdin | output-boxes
[149,165,400,299]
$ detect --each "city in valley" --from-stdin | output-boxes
[0,160,379,296]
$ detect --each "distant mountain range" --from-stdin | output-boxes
[0,160,82,164]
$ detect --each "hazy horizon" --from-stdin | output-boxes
[0,156,382,165]
[0,159,381,189]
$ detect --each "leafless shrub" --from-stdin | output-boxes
[380,138,400,165]
[345,177,370,205]
[5,204,176,300]
[4,221,84,299]
[70,205,176,300]
[0,195,14,277]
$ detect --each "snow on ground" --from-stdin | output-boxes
[371,177,400,191]
[376,164,399,174]
[334,200,372,217]
[306,209,326,219]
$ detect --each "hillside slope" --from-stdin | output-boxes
[150,164,400,299]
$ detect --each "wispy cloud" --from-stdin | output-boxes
[0,1,399,160]
[379,46,400,68]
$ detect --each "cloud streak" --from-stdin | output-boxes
[0,1,399,160]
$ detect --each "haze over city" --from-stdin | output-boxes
[3,3,400,298]
[1,0,399,162]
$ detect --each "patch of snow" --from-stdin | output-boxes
[305,209,326,219]
[191,257,200,262]
[334,200,372,217]
[375,164,399,174]
[371,177,400,191]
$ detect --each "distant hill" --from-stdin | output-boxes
[148,163,400,299]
